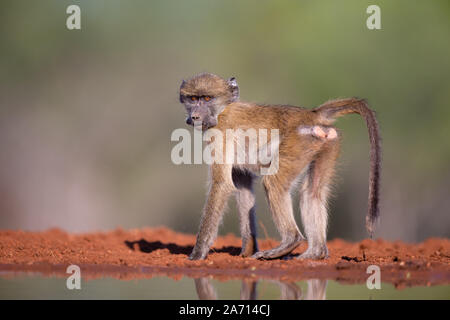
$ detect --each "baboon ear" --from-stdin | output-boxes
[227,77,239,102]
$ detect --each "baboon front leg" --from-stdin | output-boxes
[252,176,304,259]
[232,168,258,257]
[189,165,235,260]
[298,143,339,260]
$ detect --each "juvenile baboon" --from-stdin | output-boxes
[179,73,380,260]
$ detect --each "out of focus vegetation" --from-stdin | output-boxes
[0,0,449,242]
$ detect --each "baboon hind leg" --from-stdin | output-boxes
[298,142,339,260]
[232,168,258,257]
[252,173,305,260]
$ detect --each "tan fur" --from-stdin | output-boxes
[180,73,230,99]
[180,73,380,260]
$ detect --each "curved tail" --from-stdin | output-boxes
[314,98,381,238]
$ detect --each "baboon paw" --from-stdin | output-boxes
[240,239,258,257]
[250,251,269,260]
[251,249,287,260]
[297,248,329,260]
[188,250,208,261]
[252,238,302,260]
[239,249,252,258]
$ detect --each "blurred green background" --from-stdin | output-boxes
[0,0,449,242]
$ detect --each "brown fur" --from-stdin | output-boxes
[179,73,381,260]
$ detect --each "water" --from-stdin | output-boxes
[0,273,448,299]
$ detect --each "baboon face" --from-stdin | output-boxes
[179,73,239,130]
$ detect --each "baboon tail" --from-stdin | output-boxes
[314,98,381,238]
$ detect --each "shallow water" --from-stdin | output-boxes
[0,273,448,299]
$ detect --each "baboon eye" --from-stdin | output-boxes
[190,96,198,101]
[204,96,211,102]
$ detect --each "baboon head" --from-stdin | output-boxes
[179,73,239,130]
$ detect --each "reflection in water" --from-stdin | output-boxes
[194,277,218,300]
[240,280,258,300]
[194,277,327,300]
[1,271,447,299]
[304,279,327,300]
[271,280,302,300]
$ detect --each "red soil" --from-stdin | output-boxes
[0,227,449,287]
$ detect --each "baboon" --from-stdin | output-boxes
[179,73,380,260]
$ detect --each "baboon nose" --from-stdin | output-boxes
[191,115,200,121]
